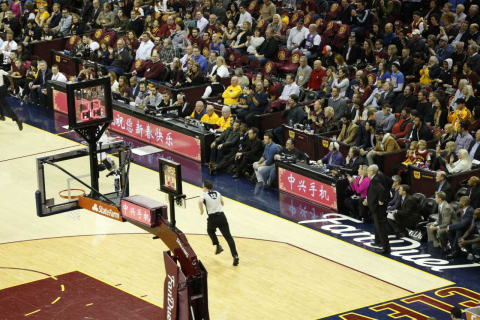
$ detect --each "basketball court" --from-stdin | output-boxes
[0,115,459,319]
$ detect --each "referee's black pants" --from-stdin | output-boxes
[0,85,18,121]
[207,212,238,257]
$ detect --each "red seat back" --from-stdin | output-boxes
[65,35,81,51]
[92,29,106,43]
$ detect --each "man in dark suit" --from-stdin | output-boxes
[342,36,362,65]
[364,165,391,253]
[376,81,395,108]
[435,171,454,202]
[387,175,402,212]
[355,109,377,147]
[233,127,263,179]
[29,60,52,107]
[358,120,377,152]
[405,115,434,142]
[343,146,366,175]
[80,0,93,23]
[468,129,480,161]
[87,0,101,28]
[446,196,474,259]
[129,77,140,102]
[388,185,422,238]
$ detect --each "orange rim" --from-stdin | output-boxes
[58,189,86,199]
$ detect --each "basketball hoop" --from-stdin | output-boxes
[59,189,86,200]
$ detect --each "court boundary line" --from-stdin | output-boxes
[10,121,455,289]
[1,233,415,294]
[0,145,78,163]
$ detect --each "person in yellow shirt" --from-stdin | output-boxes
[222,76,242,105]
[216,106,232,132]
[448,98,472,131]
[201,105,220,124]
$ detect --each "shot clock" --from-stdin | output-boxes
[67,78,113,130]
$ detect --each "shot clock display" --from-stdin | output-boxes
[67,78,113,130]
[159,158,183,196]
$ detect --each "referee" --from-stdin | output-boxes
[0,68,22,130]
[198,180,239,266]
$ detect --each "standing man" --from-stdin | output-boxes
[364,165,390,253]
[198,180,239,266]
[0,68,22,130]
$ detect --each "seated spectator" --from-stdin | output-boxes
[202,75,225,99]
[183,62,205,86]
[237,81,268,128]
[469,107,480,132]
[269,74,300,112]
[376,81,395,108]
[456,208,480,262]
[97,40,112,66]
[427,191,458,250]
[191,46,208,74]
[388,185,423,238]
[157,91,173,111]
[209,118,241,170]
[332,67,350,98]
[358,119,377,152]
[432,97,449,129]
[132,52,166,81]
[446,196,474,259]
[199,104,219,124]
[318,66,336,97]
[353,75,372,105]
[366,129,401,165]
[208,56,229,79]
[468,129,480,161]
[209,33,225,57]
[405,115,434,142]
[222,77,242,106]
[391,84,417,114]
[467,176,480,208]
[433,141,458,171]
[446,149,472,173]
[113,8,129,33]
[435,171,455,202]
[345,165,371,219]
[390,62,405,93]
[215,106,232,132]
[287,19,308,52]
[52,8,72,37]
[11,59,27,97]
[295,24,321,59]
[318,142,345,168]
[344,147,367,175]
[305,60,326,92]
[231,21,252,54]
[129,77,140,101]
[315,106,338,133]
[455,120,474,151]
[191,101,207,120]
[327,87,347,120]
[337,116,358,145]
[70,13,86,35]
[136,32,155,61]
[364,79,386,109]
[29,60,51,107]
[387,175,403,212]
[144,85,162,110]
[376,104,396,133]
[253,132,280,186]
[235,68,249,88]
[105,39,133,76]
[295,56,312,88]
[420,56,442,85]
[273,94,304,145]
[23,21,41,45]
[233,127,263,179]
[448,98,472,131]
[248,28,278,66]
[134,82,150,107]
[391,108,413,139]
[35,6,49,28]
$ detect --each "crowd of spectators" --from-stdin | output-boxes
[1,0,480,259]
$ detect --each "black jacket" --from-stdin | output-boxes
[80,1,93,22]
[436,181,455,202]
[408,39,426,56]
[344,156,367,175]
[242,137,263,158]
[111,48,133,70]
[396,195,422,226]
[281,105,305,125]
[377,90,395,107]
[468,140,480,161]
[342,44,362,65]
[367,173,388,213]
[215,127,240,149]
[391,94,417,114]
[449,206,474,232]
[33,69,53,86]
[469,186,480,209]
[257,37,279,60]
[88,6,101,25]
[179,102,193,118]
[400,56,414,76]
[406,123,434,142]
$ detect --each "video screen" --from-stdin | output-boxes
[74,86,107,125]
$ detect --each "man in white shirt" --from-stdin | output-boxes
[195,11,208,35]
[287,19,309,52]
[0,31,17,63]
[268,73,300,111]
[237,4,252,29]
[136,32,155,61]
[50,65,67,83]
[180,45,193,72]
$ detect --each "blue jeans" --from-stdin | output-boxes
[254,163,275,185]
[105,65,124,77]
